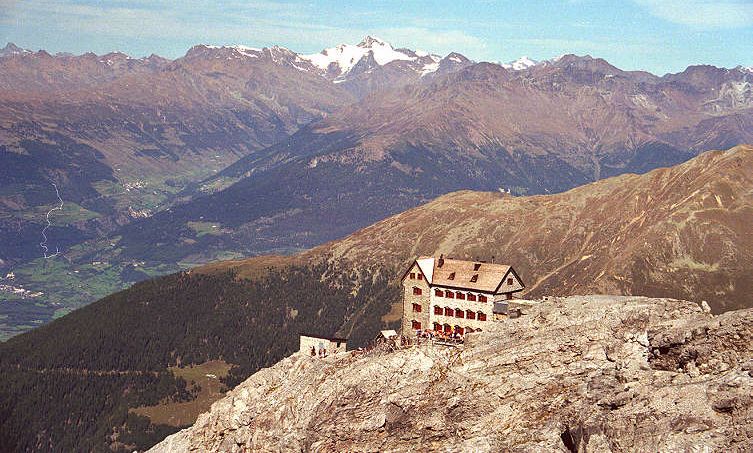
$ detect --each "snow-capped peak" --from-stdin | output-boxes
[501,56,538,70]
[302,36,416,77]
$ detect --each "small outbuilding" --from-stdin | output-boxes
[299,334,348,357]
[380,330,398,340]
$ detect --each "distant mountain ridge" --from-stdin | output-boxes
[113,55,753,271]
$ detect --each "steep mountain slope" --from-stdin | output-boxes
[151,296,753,452]
[115,61,753,270]
[205,144,753,314]
[1,146,751,451]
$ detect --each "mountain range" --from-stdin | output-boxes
[117,54,753,268]
[1,37,752,341]
[0,36,472,338]
[1,145,752,451]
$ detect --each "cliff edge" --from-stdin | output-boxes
[150,296,753,452]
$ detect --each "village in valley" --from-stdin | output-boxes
[300,255,531,357]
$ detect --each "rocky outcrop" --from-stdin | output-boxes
[149,296,753,452]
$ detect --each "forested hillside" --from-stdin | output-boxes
[0,264,398,451]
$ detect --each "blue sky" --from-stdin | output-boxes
[0,0,751,75]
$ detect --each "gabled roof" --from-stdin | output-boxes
[415,257,435,282]
[404,256,517,293]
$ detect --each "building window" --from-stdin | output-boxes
[507,293,513,300]
[478,312,487,321]
[413,287,422,296]
[456,292,465,300]
[470,274,478,282]
[434,305,442,315]
[507,277,514,285]
[412,320,421,330]
[418,273,423,280]
[443,324,452,333]
[478,295,487,302]
[444,307,453,316]
[448,272,456,280]
[467,293,477,302]
[435,289,444,297]
[466,310,475,320]
[446,291,454,299]
[412,303,422,312]
[433,322,441,331]
[455,309,464,318]
[474,263,481,271]
[409,273,415,279]
[454,325,464,335]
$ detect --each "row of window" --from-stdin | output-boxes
[413,287,514,300]
[434,289,488,302]
[410,320,481,335]
[412,303,487,321]
[408,272,424,280]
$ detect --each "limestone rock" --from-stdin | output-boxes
[149,296,753,452]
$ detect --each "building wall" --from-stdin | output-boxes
[496,271,524,295]
[428,288,494,332]
[299,335,347,356]
[401,262,431,336]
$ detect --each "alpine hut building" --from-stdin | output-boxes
[401,255,524,336]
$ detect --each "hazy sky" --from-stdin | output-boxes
[1,0,751,75]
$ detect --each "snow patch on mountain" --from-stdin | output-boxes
[502,56,538,70]
[420,61,440,75]
[303,36,413,74]
[302,36,443,79]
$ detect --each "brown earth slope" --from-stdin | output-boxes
[205,144,753,313]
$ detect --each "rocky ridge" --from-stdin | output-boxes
[150,296,753,452]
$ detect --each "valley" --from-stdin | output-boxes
[1,145,752,450]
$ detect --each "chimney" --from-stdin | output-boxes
[438,254,444,268]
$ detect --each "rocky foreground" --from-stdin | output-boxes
[150,296,753,452]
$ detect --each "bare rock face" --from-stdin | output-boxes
[149,296,753,452]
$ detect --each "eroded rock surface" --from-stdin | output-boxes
[150,296,753,452]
